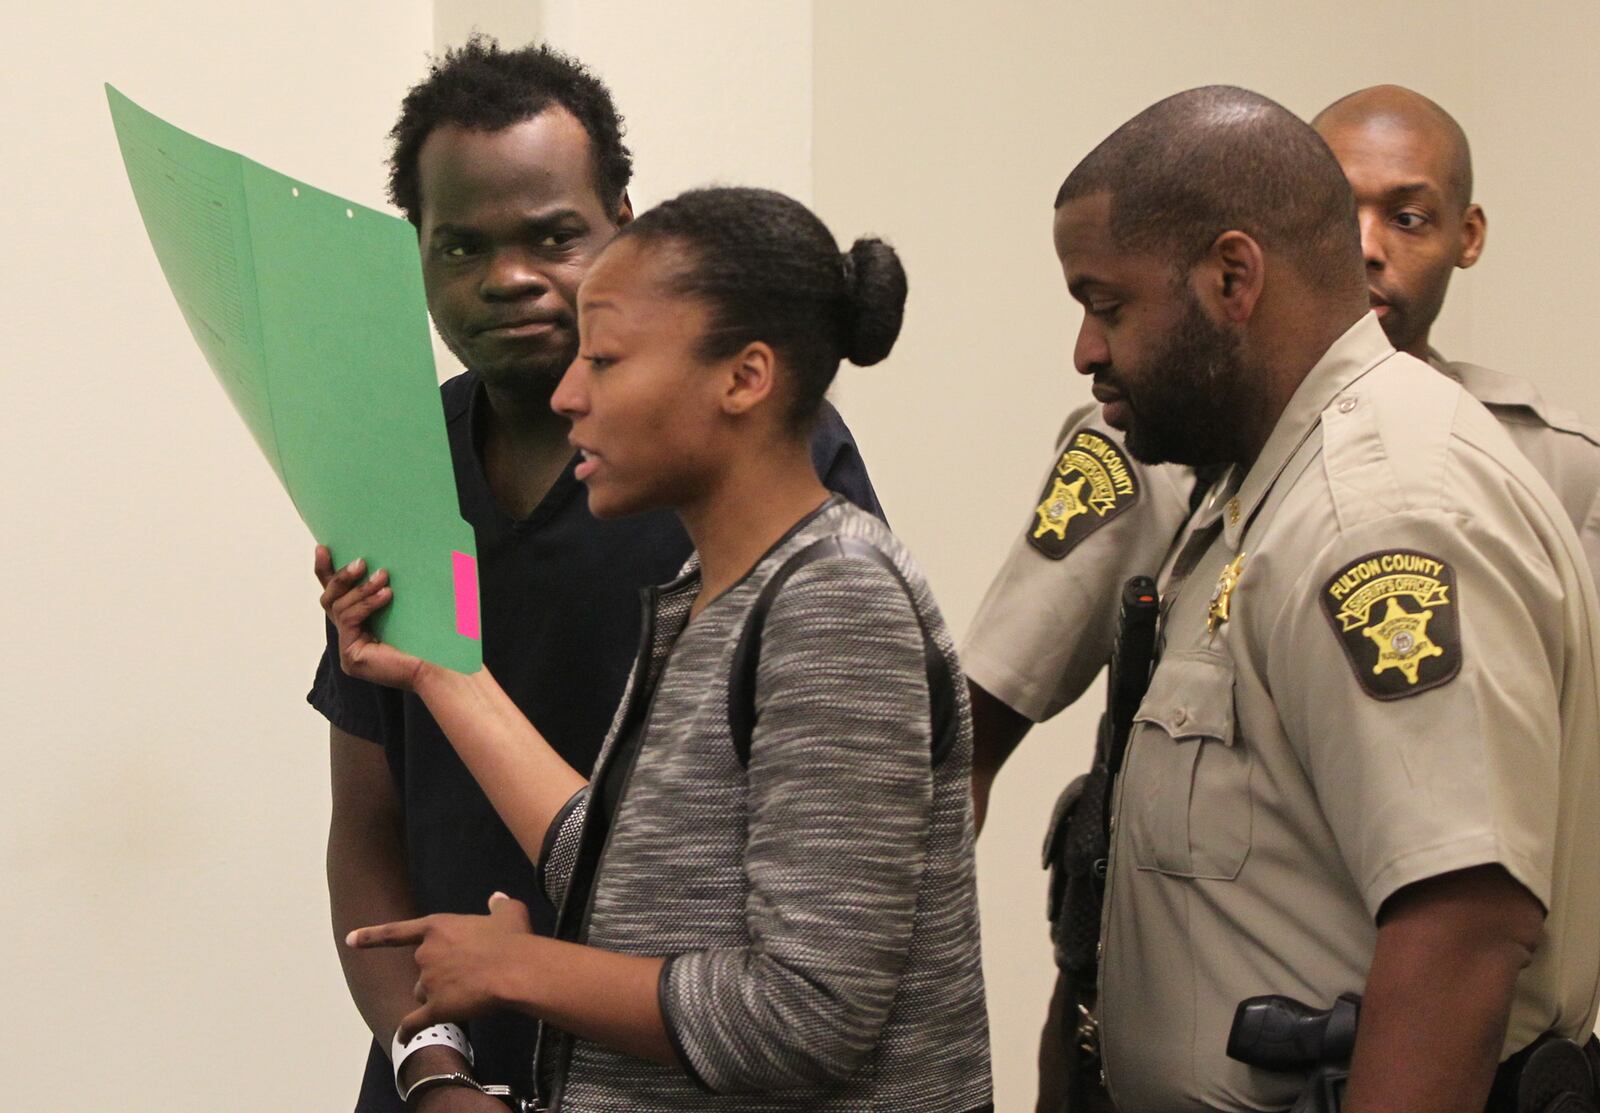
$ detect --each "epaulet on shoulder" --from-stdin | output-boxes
[1319,363,1459,529]
[1445,361,1600,447]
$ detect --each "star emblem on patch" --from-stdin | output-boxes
[1034,476,1090,541]
[1320,548,1462,699]
[1025,430,1141,559]
[1362,597,1445,684]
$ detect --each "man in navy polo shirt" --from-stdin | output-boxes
[309,39,882,1113]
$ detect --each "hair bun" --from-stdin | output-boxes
[840,237,907,367]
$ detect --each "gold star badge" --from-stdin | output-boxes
[1208,552,1247,632]
[1362,597,1444,684]
[1033,475,1090,541]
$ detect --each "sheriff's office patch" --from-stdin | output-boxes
[1027,430,1140,559]
[1320,549,1462,700]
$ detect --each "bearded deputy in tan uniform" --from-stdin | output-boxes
[1046,85,1600,1113]
[967,82,1600,1111]
[1312,85,1600,576]
[969,86,1600,832]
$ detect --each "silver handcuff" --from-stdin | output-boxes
[401,1071,544,1111]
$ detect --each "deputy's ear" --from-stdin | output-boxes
[1195,230,1266,324]
[1457,203,1486,270]
[614,190,634,228]
[723,342,777,416]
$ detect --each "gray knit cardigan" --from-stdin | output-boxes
[530,498,992,1112]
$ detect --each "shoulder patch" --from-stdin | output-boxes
[1320,549,1462,700]
[1027,430,1141,559]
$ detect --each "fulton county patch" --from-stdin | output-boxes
[1026,430,1140,559]
[1320,549,1462,700]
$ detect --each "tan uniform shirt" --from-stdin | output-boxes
[1099,314,1600,1113]
[1430,349,1600,581]
[965,360,1599,725]
[962,405,1196,721]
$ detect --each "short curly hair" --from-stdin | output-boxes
[387,36,633,228]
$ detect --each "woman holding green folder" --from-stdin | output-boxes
[318,186,991,1112]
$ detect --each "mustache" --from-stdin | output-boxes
[1091,372,1128,400]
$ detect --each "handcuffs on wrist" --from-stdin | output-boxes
[391,1023,543,1110]
[402,1070,540,1109]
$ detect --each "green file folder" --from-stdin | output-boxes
[107,85,481,673]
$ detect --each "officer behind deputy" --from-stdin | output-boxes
[1044,84,1600,1113]
[966,81,1600,1113]
[1312,85,1600,575]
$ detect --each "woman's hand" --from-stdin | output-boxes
[314,545,430,691]
[347,893,536,1040]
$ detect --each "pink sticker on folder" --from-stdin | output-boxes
[452,551,481,640]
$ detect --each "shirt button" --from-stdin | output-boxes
[1173,709,1188,726]
[1096,940,1104,962]
[1338,396,1358,414]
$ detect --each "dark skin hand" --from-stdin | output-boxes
[968,681,1032,834]
[314,547,584,865]
[352,892,538,1041]
[350,894,677,1066]
[1343,864,1544,1113]
[315,551,424,689]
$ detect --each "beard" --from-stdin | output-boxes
[1115,292,1250,468]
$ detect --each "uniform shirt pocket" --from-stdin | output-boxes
[1125,649,1252,880]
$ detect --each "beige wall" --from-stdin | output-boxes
[812,2,1600,1108]
[2,2,433,1109]
[6,2,1597,1110]
[540,0,815,208]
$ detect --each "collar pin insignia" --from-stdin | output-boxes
[1208,552,1247,633]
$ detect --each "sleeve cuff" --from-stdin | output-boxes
[1363,829,1552,919]
[536,787,591,908]
[305,679,385,743]
[537,788,588,869]
[306,627,390,742]
[960,647,1052,724]
[658,955,718,1094]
